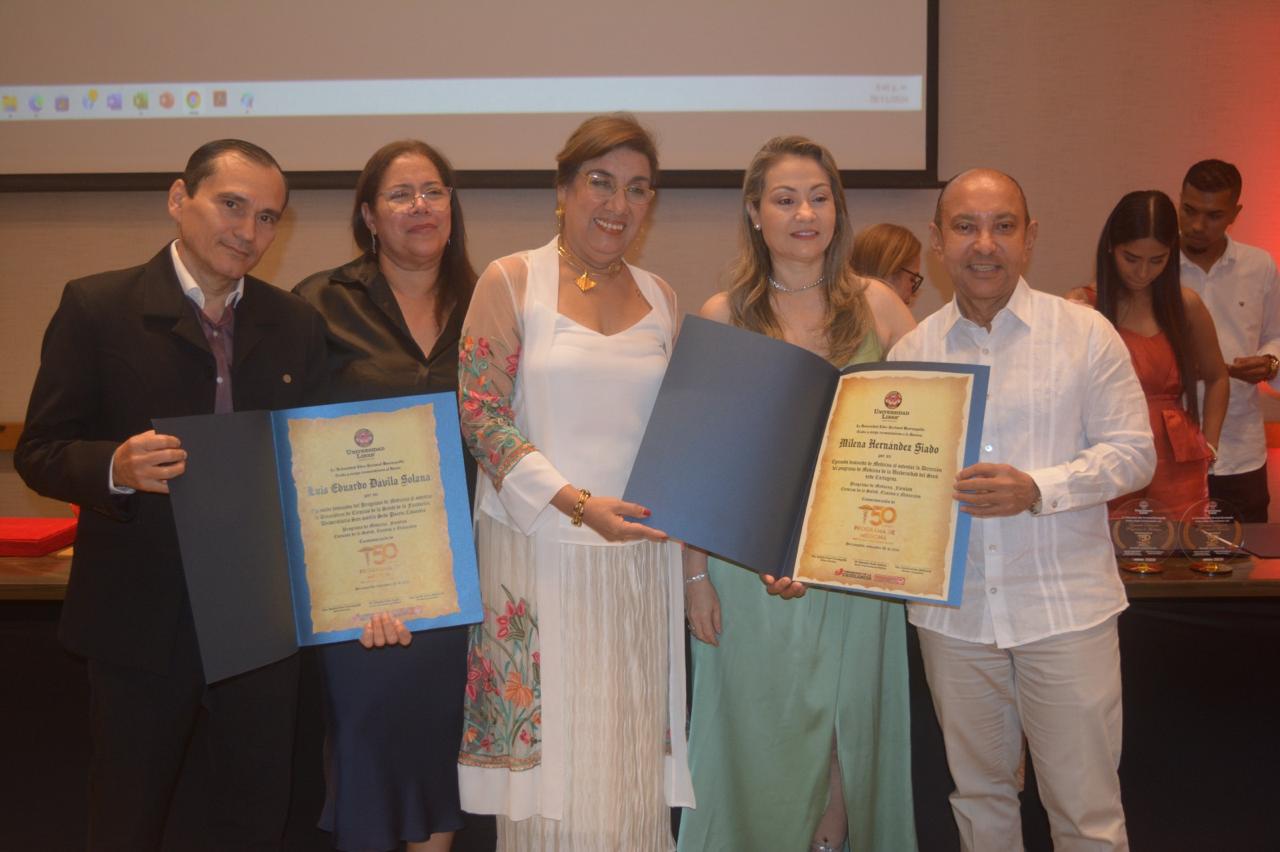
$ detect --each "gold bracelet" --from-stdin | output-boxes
[570,488,592,527]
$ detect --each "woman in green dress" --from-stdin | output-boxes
[677,136,918,852]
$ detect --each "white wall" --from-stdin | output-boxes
[3,1,1279,513]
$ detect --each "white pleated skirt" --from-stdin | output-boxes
[461,513,677,852]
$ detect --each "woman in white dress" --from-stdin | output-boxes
[456,113,694,851]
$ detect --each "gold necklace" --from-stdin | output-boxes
[557,239,623,293]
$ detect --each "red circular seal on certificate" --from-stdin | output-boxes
[353,428,374,447]
[883,391,903,409]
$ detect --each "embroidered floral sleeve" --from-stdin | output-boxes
[459,584,542,769]
[459,258,537,487]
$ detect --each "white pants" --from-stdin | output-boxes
[918,617,1128,852]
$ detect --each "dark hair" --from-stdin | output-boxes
[933,168,1030,227]
[1096,190,1199,424]
[554,113,659,189]
[182,139,288,205]
[725,135,870,366]
[1183,159,1242,204]
[351,140,477,324]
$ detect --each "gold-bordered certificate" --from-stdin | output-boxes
[288,404,460,634]
[792,370,975,602]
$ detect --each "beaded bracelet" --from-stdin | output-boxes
[570,488,592,527]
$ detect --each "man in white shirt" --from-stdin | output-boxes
[1178,159,1280,523]
[890,169,1155,851]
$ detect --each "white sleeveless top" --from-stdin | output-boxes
[475,237,676,545]
[539,311,669,543]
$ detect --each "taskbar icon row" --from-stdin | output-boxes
[2,86,256,119]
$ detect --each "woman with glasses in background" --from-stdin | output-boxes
[851,222,925,306]
[294,139,477,852]
[456,113,694,850]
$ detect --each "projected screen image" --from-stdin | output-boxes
[1,0,933,182]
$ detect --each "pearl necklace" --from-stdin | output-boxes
[767,274,825,293]
[557,239,623,293]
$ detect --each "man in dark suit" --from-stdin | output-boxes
[15,139,328,851]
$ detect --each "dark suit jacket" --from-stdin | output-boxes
[15,246,328,675]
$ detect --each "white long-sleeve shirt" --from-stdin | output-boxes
[890,279,1155,648]
[1180,237,1280,476]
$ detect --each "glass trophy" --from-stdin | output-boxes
[1180,498,1244,574]
[1110,498,1176,573]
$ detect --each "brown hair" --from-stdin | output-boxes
[726,136,870,366]
[351,140,477,324]
[554,113,659,189]
[851,223,922,281]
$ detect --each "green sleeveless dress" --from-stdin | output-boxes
[677,329,917,852]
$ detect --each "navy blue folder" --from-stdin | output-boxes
[625,316,986,604]
[158,393,481,681]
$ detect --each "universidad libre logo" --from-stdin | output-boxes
[353,428,374,448]
[883,391,903,410]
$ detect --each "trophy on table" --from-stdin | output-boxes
[1110,497,1176,574]
[1180,498,1244,574]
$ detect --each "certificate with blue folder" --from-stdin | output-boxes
[157,393,481,681]
[624,316,987,606]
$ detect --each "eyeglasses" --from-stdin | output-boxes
[901,268,925,294]
[582,171,655,206]
[381,185,453,212]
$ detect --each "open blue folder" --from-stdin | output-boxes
[157,393,481,682]
[625,316,987,605]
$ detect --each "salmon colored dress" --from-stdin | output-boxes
[1078,287,1211,519]
[1111,326,1212,518]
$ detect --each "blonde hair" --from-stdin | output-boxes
[726,136,870,366]
[851,223,922,281]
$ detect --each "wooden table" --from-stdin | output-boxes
[1120,555,1280,598]
[0,549,71,600]
[6,550,1280,603]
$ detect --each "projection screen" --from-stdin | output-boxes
[0,0,937,189]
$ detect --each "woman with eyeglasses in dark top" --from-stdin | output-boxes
[293,138,477,852]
